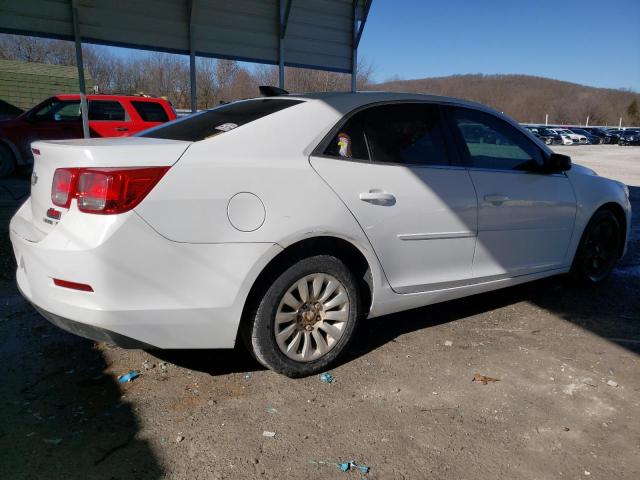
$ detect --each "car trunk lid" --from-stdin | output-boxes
[29,137,191,234]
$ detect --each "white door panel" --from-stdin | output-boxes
[310,157,478,292]
[469,170,577,277]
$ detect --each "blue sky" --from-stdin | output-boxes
[103,0,639,91]
[359,0,640,90]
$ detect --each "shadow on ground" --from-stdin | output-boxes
[0,303,165,479]
[0,177,163,479]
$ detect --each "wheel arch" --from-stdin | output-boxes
[239,235,374,341]
[597,201,628,258]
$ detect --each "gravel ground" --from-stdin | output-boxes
[0,146,638,479]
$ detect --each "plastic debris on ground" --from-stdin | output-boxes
[310,459,369,474]
[244,372,253,379]
[472,373,500,385]
[444,340,453,346]
[606,379,619,387]
[320,372,334,384]
[339,461,370,473]
[262,431,276,438]
[118,370,141,384]
[176,434,184,443]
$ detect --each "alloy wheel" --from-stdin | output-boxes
[274,273,350,362]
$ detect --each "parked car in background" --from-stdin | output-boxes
[581,127,613,144]
[537,127,564,145]
[525,126,563,145]
[618,129,640,146]
[0,94,176,177]
[10,92,631,377]
[556,128,588,144]
[605,129,628,144]
[547,128,574,145]
[569,128,601,144]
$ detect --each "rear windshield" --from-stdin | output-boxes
[138,99,303,141]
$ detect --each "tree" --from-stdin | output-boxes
[627,100,640,126]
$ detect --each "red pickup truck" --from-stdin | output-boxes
[0,94,177,177]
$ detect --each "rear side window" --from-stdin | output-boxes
[89,100,126,121]
[324,103,449,166]
[323,115,369,160]
[363,104,449,166]
[132,101,169,122]
[450,107,543,171]
[139,99,303,141]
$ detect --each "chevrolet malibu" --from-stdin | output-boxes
[10,92,631,377]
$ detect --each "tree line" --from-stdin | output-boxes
[1,34,638,126]
[0,34,372,109]
[374,74,640,127]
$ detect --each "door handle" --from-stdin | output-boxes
[484,194,510,205]
[359,190,396,206]
[115,127,129,132]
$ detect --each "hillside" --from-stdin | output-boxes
[368,74,640,126]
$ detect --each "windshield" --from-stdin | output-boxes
[138,98,303,141]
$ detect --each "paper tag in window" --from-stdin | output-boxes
[214,122,238,132]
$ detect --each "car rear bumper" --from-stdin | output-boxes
[28,300,155,348]
[10,199,281,349]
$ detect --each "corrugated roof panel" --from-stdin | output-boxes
[0,0,371,73]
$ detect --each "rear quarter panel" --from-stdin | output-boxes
[134,100,387,299]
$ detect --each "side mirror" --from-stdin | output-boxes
[544,153,571,173]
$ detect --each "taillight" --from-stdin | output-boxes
[51,168,79,208]
[51,167,169,214]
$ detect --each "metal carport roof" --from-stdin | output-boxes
[0,0,371,74]
[0,0,372,135]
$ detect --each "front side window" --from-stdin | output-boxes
[324,103,449,166]
[89,100,127,121]
[32,99,80,122]
[450,107,543,171]
[139,99,302,141]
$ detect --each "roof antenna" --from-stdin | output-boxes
[259,85,289,97]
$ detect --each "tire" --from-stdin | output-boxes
[571,209,621,285]
[0,143,16,178]
[243,255,361,378]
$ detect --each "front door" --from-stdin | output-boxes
[310,103,478,293]
[446,106,577,279]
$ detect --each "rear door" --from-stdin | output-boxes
[445,106,577,279]
[310,102,478,293]
[88,100,130,137]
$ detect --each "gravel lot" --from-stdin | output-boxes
[1,145,638,479]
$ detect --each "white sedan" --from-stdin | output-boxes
[10,92,631,377]
[557,128,588,145]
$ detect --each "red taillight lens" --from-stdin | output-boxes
[51,167,169,214]
[51,168,79,208]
